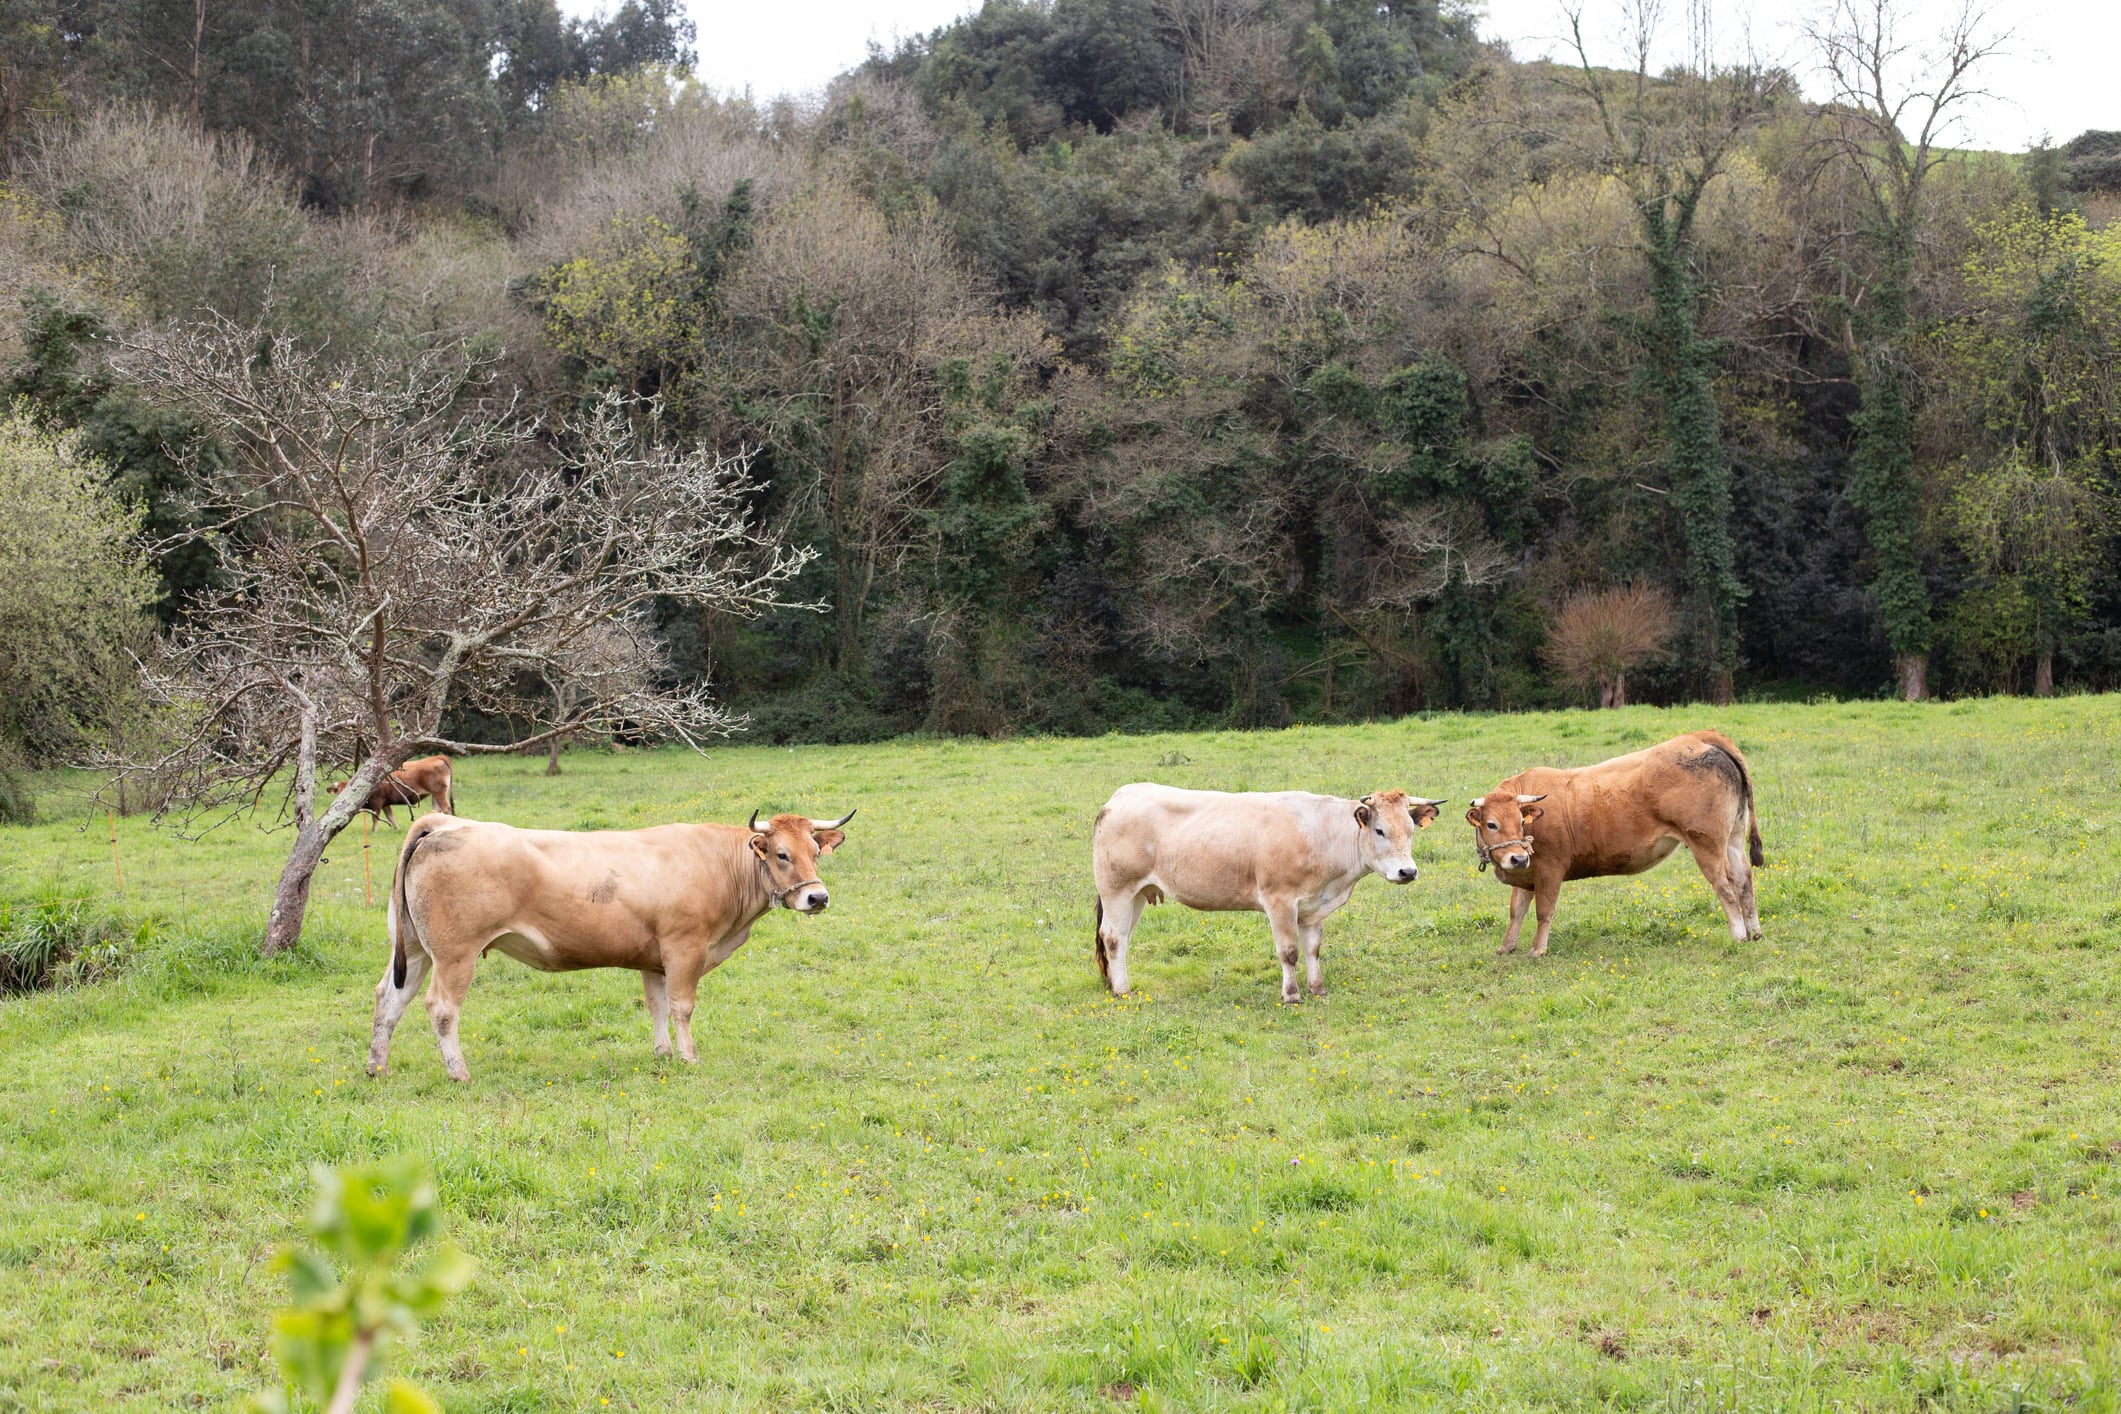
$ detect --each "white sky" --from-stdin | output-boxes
[601,0,2117,152]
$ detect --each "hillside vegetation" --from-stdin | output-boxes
[2,698,2118,1409]
[2,0,2119,778]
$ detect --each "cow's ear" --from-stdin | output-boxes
[813,827,845,856]
[1520,804,1545,825]
[1465,807,1483,827]
[1352,803,1373,828]
[1413,804,1439,828]
[749,833,770,861]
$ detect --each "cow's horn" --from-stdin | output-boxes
[1469,796,1486,808]
[810,808,857,830]
[1516,793,1547,803]
[1410,796,1448,806]
[748,809,764,831]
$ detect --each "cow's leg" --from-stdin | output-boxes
[666,971,703,1065]
[1300,919,1327,998]
[1499,886,1533,954]
[663,930,746,1065]
[1265,899,1304,1004]
[643,970,672,1056]
[422,952,478,1082]
[1728,837,1762,940]
[366,944,431,1077]
[1528,877,1563,957]
[1096,889,1148,997]
[1686,836,1751,942]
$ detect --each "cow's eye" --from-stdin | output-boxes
[1373,826,1384,836]
[777,850,789,861]
[1486,821,1499,831]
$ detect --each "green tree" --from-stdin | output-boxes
[1810,0,2008,699]
[0,409,157,767]
[1934,209,2121,693]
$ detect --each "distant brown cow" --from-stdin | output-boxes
[366,807,854,1082]
[1465,730,1764,957]
[334,755,454,825]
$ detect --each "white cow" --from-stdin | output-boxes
[1091,785,1445,1003]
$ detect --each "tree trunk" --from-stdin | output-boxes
[189,0,205,132]
[262,708,381,955]
[1895,652,1928,702]
[1612,669,1627,708]
[263,822,330,956]
[2034,651,2053,697]
[546,735,563,775]
[1641,199,1744,701]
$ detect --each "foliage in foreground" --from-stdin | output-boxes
[249,1157,471,1414]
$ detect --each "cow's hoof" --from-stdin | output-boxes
[1279,993,1302,1006]
[654,1044,672,1057]
[365,1064,385,1078]
[1307,988,1327,1000]
[446,1067,470,1083]
[1496,945,1517,956]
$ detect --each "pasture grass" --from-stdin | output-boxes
[2,698,2120,1412]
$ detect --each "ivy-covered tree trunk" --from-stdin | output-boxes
[1642,201,1744,705]
[1846,262,1931,701]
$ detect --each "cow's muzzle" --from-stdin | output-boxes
[794,884,829,914]
[1388,864,1418,884]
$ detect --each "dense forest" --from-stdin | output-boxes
[4,0,2121,778]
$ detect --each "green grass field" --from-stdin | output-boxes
[3,699,2120,1412]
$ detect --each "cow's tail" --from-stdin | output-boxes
[388,816,443,988]
[1698,729,1765,867]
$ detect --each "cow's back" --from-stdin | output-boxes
[1503,734,1748,874]
[402,819,752,971]
[1094,785,1334,909]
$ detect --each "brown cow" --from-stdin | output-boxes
[365,807,854,1081]
[333,755,454,826]
[1092,784,1446,1003]
[1465,730,1764,957]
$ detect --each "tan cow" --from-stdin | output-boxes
[333,755,455,826]
[1465,729,1764,957]
[1092,785,1446,1003]
[366,807,854,1081]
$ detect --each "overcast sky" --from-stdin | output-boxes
[620,0,2116,153]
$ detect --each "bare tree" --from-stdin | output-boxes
[1151,0,1287,134]
[1546,584,1677,706]
[1806,0,2008,701]
[104,323,813,955]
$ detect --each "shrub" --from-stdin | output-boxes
[0,893,138,993]
[1545,585,1677,708]
[0,411,160,759]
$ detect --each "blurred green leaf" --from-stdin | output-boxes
[252,1158,472,1413]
